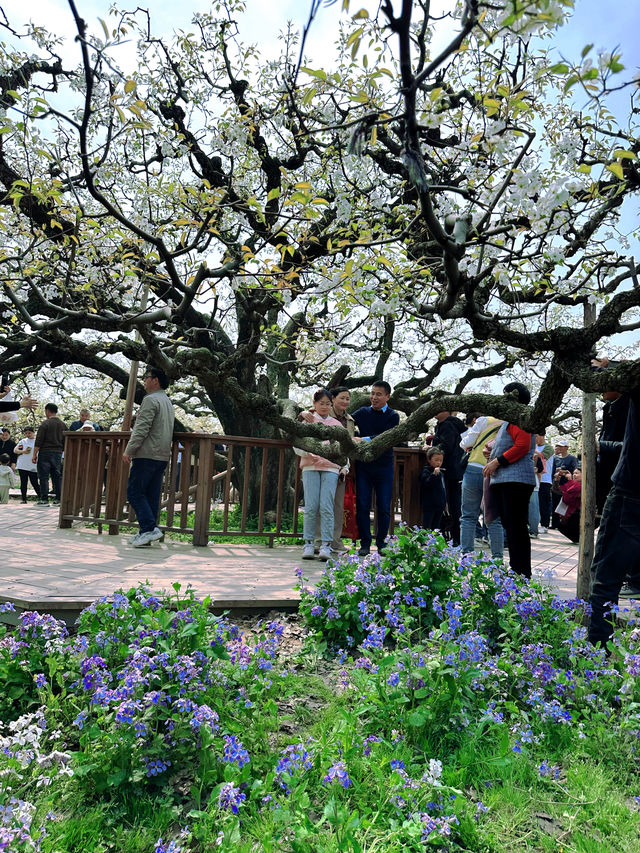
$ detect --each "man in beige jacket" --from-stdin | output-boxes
[122,367,175,547]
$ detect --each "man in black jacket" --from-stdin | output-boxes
[589,358,640,646]
[432,411,466,546]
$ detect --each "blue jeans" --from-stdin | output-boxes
[355,461,394,549]
[37,450,62,502]
[528,488,540,535]
[127,458,167,533]
[589,487,640,645]
[302,469,338,544]
[460,466,503,559]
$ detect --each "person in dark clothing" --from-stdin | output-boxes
[596,390,630,514]
[0,428,16,465]
[33,403,68,506]
[352,381,400,556]
[432,411,466,546]
[589,358,640,647]
[69,408,104,431]
[420,447,447,531]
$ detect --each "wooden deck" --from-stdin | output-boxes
[0,501,583,625]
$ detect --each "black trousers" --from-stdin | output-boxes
[19,469,39,500]
[558,512,580,543]
[538,482,552,528]
[492,482,534,578]
[589,487,640,645]
[444,477,462,547]
[421,505,445,532]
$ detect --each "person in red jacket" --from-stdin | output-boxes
[555,468,582,543]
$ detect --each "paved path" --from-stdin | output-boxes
[0,502,582,623]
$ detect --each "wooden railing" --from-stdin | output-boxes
[58,432,426,546]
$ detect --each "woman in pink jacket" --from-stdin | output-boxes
[295,389,348,562]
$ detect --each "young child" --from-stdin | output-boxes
[0,452,18,503]
[420,446,447,531]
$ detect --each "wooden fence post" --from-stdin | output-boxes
[193,438,214,546]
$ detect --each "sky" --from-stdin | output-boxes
[2,0,639,77]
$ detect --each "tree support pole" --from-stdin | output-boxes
[577,301,597,600]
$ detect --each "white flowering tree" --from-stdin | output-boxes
[0,0,639,466]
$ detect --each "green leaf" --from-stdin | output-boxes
[606,162,624,180]
[563,75,579,93]
[300,67,327,81]
[550,63,569,74]
[408,710,427,727]
[581,43,593,58]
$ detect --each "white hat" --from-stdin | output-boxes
[81,422,95,431]
[555,439,569,447]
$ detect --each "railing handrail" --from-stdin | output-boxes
[59,433,426,546]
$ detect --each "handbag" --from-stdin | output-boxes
[460,423,501,474]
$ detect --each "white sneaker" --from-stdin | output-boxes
[302,543,315,560]
[148,527,164,542]
[133,529,158,547]
[318,545,332,562]
[540,526,548,534]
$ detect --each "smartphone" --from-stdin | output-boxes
[1,375,9,389]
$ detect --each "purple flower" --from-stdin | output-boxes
[73,711,88,730]
[218,782,246,814]
[362,735,381,757]
[144,756,172,777]
[323,760,353,788]
[275,743,313,793]
[222,734,250,768]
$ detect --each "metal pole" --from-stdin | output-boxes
[577,301,597,600]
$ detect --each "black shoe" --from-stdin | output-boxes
[21,500,27,504]
[358,547,370,557]
[377,546,386,555]
[619,583,640,599]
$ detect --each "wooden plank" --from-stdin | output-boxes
[241,446,251,532]
[192,439,214,546]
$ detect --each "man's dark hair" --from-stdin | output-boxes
[0,453,10,465]
[23,426,34,433]
[372,380,392,395]
[1,427,9,434]
[503,382,531,406]
[329,385,350,398]
[45,403,58,414]
[465,411,482,426]
[145,367,170,389]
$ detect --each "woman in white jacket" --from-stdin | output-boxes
[295,389,348,561]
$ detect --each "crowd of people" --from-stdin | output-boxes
[0,392,108,505]
[3,364,639,648]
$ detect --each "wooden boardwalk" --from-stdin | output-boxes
[0,502,582,624]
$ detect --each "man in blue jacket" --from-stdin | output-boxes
[352,381,399,556]
[589,358,640,646]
